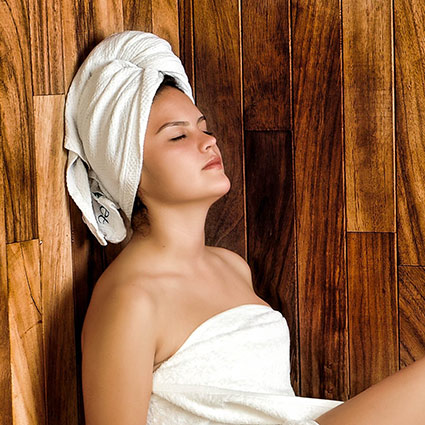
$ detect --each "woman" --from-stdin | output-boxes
[65,31,425,425]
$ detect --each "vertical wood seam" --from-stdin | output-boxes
[390,0,401,372]
[288,0,301,395]
[238,0,248,260]
[339,0,350,400]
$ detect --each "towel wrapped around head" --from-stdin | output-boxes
[64,30,194,246]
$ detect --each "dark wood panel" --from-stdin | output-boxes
[178,0,195,90]
[343,0,394,232]
[123,0,152,31]
[347,232,398,396]
[0,0,38,243]
[292,0,348,400]
[29,0,65,95]
[241,0,290,131]
[245,130,300,394]
[0,123,12,424]
[193,0,245,256]
[395,0,425,265]
[399,266,425,367]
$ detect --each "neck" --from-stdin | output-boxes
[128,202,211,272]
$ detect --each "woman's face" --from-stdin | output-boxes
[138,86,231,206]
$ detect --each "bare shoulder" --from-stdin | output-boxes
[81,273,158,351]
[81,275,158,424]
[208,246,253,287]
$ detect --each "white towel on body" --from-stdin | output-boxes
[64,30,194,245]
[148,304,343,424]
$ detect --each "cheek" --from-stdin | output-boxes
[143,147,197,188]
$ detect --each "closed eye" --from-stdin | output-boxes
[170,135,186,141]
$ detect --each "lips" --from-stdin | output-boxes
[202,156,222,169]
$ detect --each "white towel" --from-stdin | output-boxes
[148,304,343,424]
[64,31,194,245]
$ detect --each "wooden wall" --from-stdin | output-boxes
[1,0,425,423]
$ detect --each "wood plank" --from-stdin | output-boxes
[394,0,425,265]
[34,95,78,424]
[343,0,394,232]
[28,0,65,95]
[292,0,348,399]
[399,266,425,368]
[0,114,12,425]
[122,0,152,31]
[347,232,398,396]
[61,10,127,422]
[91,0,123,42]
[7,240,46,425]
[178,0,195,90]
[193,0,245,256]
[61,0,123,90]
[0,0,38,243]
[153,0,179,53]
[245,130,300,394]
[241,0,291,131]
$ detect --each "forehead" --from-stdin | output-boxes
[149,87,198,121]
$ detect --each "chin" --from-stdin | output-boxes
[210,176,232,199]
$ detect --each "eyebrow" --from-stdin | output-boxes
[155,115,206,134]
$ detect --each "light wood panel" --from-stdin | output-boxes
[34,95,79,425]
[347,232,398,396]
[292,0,348,399]
[7,240,46,425]
[61,0,124,90]
[395,0,425,265]
[343,0,395,232]
[152,0,179,53]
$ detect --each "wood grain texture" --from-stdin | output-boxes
[193,0,245,255]
[29,0,65,95]
[343,0,395,232]
[241,0,291,131]
[122,0,152,31]
[292,0,348,399]
[7,240,46,425]
[0,125,12,425]
[399,266,425,367]
[61,0,123,90]
[0,0,38,243]
[395,0,425,265]
[245,130,300,394]
[34,95,78,425]
[178,0,195,89]
[347,232,398,396]
[91,0,123,42]
[61,12,125,422]
[153,0,179,53]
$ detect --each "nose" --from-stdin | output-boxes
[200,130,217,151]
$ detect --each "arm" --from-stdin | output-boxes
[316,355,425,425]
[81,284,158,425]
